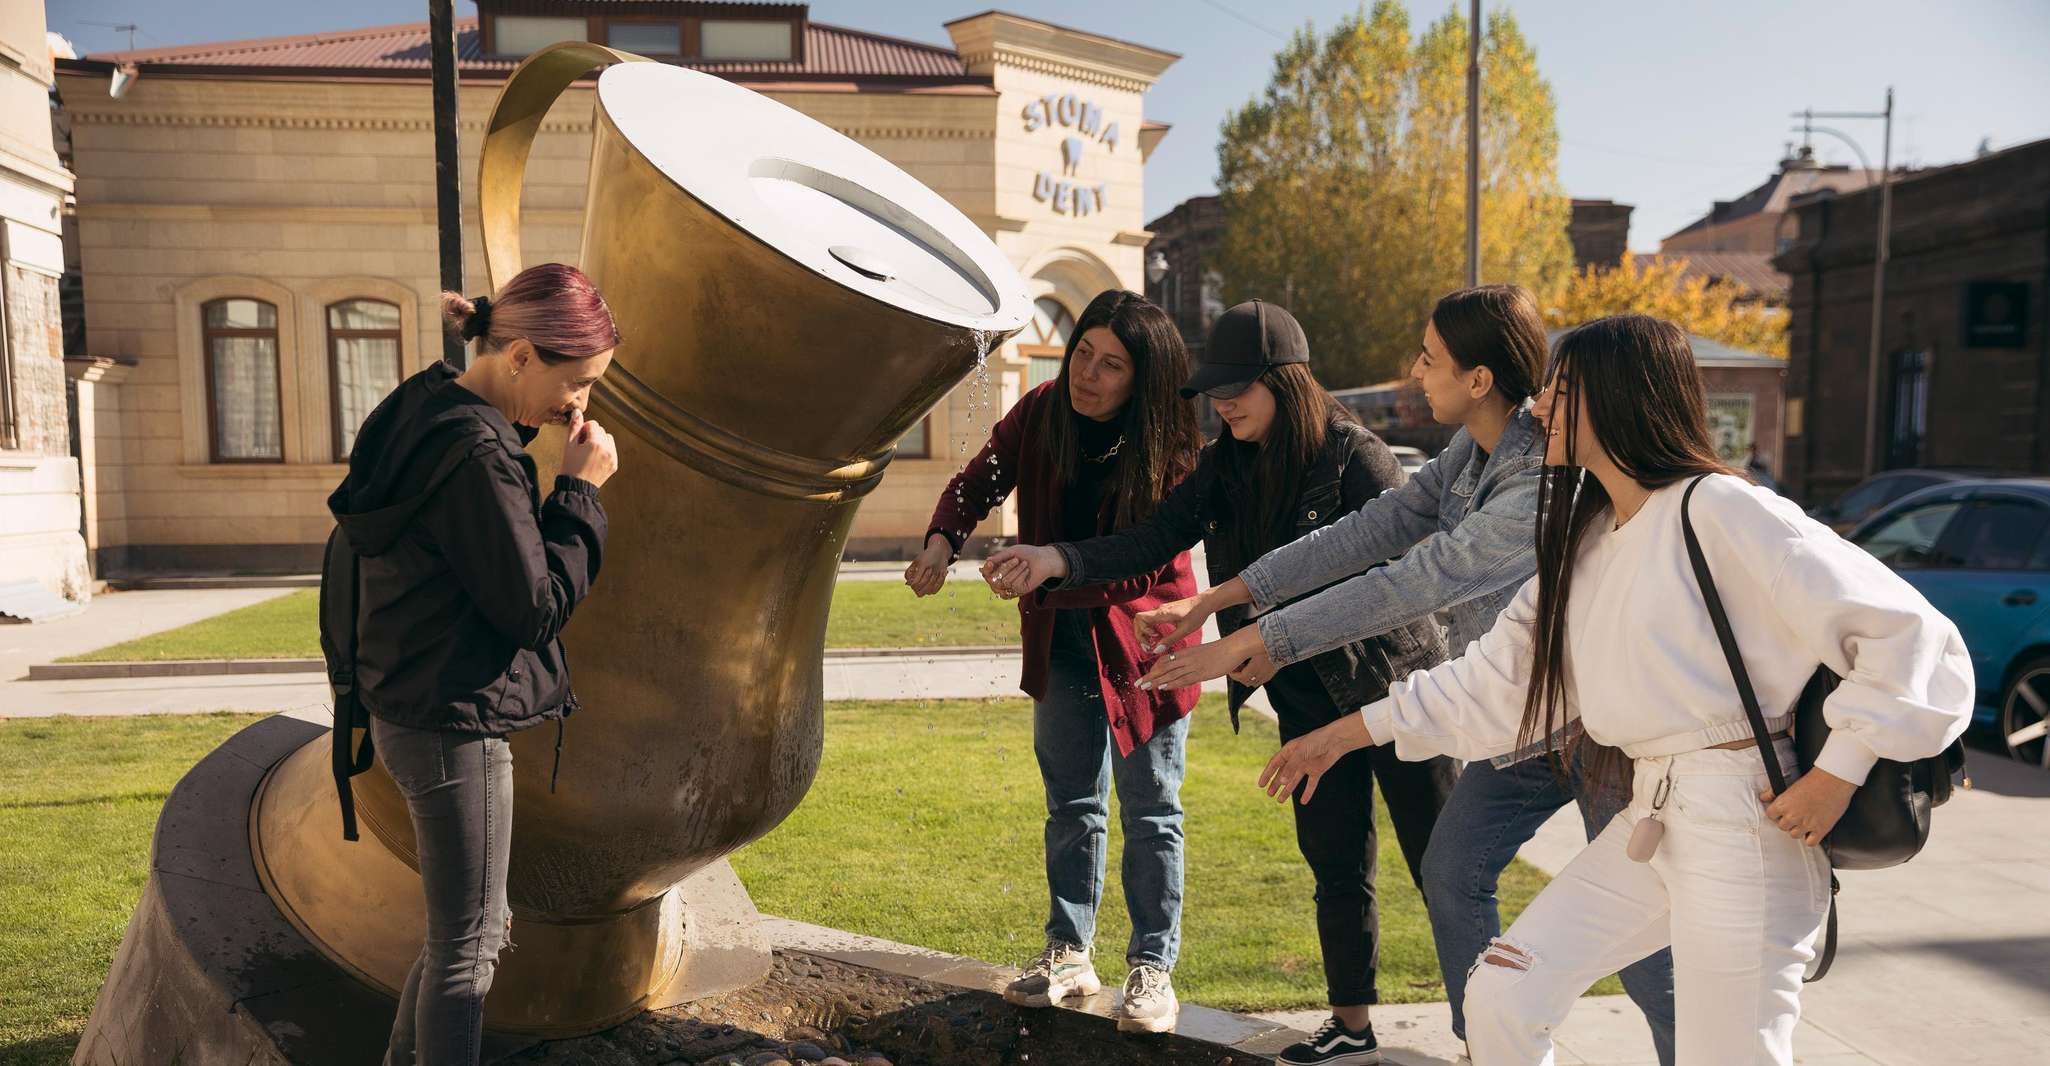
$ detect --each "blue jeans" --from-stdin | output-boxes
[1033,609,1187,970]
[1423,754,1677,1066]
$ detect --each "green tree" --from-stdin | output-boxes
[1549,256,1790,357]
[1216,2,1574,387]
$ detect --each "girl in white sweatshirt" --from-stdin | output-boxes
[1260,315,1973,1065]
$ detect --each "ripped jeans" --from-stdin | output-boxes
[370,717,515,1066]
[1464,740,1833,1065]
[1034,608,1187,970]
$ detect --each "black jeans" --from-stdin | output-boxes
[370,717,514,1066]
[1268,667,1457,1007]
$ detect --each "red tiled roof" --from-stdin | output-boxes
[76,16,972,81]
[1633,251,1789,302]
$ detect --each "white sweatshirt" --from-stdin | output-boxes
[1361,473,1975,784]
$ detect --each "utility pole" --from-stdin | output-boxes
[1464,0,1480,287]
[429,0,467,366]
[1794,90,1893,475]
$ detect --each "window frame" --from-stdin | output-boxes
[201,297,286,465]
[325,298,405,462]
[602,16,686,56]
[896,415,933,460]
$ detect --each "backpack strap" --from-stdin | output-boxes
[1680,474,1837,981]
[326,439,484,841]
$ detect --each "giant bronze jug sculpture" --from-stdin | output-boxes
[250,44,1030,1036]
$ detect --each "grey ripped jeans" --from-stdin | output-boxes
[370,716,514,1066]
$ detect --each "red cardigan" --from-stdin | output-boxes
[927,382,1201,756]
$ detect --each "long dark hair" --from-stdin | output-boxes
[1430,284,1547,407]
[1212,362,1349,561]
[1520,315,1733,792]
[1043,290,1203,529]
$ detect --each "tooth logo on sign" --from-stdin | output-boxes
[1022,90,1117,217]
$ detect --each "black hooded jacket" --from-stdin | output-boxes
[326,361,607,736]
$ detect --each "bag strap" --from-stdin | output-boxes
[1678,476,1788,797]
[1681,475,1839,982]
[328,531,373,840]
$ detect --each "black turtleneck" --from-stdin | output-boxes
[1062,413,1126,542]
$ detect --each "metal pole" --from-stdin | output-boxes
[429,0,467,367]
[1861,87,1894,475]
[1465,0,1480,287]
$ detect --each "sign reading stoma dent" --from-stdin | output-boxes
[1023,92,1119,217]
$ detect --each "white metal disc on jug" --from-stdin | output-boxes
[598,61,1019,329]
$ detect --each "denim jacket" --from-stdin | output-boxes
[1052,417,1447,732]
[1240,406,1544,670]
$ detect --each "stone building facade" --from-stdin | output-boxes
[54,2,1177,571]
[1777,137,2050,505]
[0,1,88,607]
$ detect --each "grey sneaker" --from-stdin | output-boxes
[1116,963,1178,1033]
[1004,941,1101,1007]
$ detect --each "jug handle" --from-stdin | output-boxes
[479,41,650,292]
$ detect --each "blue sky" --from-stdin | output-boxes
[48,0,2050,250]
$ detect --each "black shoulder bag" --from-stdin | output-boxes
[1679,475,1968,980]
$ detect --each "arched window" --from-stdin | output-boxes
[328,299,403,459]
[1024,296,1075,389]
[202,298,282,462]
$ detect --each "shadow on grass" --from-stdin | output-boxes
[0,1031,79,1066]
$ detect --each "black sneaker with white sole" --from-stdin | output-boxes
[1277,1015,1380,1065]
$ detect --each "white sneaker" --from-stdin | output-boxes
[1116,963,1178,1033]
[1004,941,1101,1007]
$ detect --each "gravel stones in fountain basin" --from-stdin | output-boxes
[502,950,1271,1066]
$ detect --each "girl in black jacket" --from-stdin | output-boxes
[322,263,621,1066]
[985,300,1454,1065]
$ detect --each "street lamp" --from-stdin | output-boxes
[1146,250,1169,286]
[1792,90,1894,477]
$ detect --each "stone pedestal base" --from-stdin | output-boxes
[74,716,771,1065]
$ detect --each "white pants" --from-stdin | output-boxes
[1464,740,1833,1065]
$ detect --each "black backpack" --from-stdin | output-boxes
[318,443,476,841]
[1680,475,1969,980]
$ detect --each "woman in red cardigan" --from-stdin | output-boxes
[907,289,1203,1033]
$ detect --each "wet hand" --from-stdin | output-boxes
[1137,625,1264,692]
[560,409,619,488]
[981,544,1065,599]
[1259,715,1374,805]
[905,535,952,598]
[1760,769,1857,847]
[1133,594,1211,655]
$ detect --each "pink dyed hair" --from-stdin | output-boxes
[441,263,621,365]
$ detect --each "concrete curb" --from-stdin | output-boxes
[30,645,1021,681]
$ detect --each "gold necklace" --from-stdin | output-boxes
[1085,434,1126,464]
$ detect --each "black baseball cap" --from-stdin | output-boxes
[1180,299,1310,399]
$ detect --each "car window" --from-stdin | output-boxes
[1934,498,2050,571]
[1855,500,1965,568]
[1833,476,1902,520]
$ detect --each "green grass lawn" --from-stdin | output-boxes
[60,580,1019,663]
[0,701,1593,1063]
[0,712,264,1063]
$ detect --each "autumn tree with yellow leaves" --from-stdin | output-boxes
[1216,2,1575,387]
[1548,256,1789,357]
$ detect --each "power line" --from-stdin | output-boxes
[1195,0,1290,41]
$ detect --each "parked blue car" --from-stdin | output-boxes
[1849,478,2050,765]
